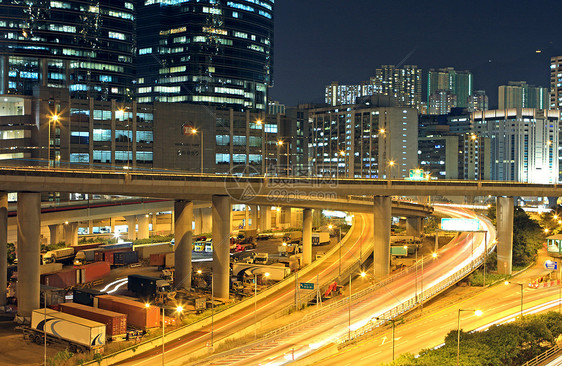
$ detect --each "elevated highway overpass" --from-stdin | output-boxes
[0,165,516,325]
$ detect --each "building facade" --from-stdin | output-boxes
[0,0,136,101]
[428,90,457,115]
[498,81,548,109]
[551,56,562,110]
[325,65,423,111]
[136,0,274,111]
[467,90,488,112]
[473,109,560,183]
[427,67,473,109]
[306,96,418,178]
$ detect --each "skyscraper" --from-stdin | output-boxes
[550,56,562,110]
[0,0,136,101]
[136,0,274,111]
[498,81,548,109]
[427,67,473,109]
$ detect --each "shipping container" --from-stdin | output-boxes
[73,288,107,307]
[40,285,66,307]
[113,251,138,266]
[127,274,171,301]
[27,309,105,352]
[165,252,174,268]
[39,263,63,275]
[149,253,165,267]
[41,268,77,288]
[95,295,160,330]
[76,262,110,283]
[99,242,133,251]
[70,243,103,254]
[60,303,127,339]
[134,242,173,259]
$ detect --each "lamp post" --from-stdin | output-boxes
[505,281,524,318]
[330,224,342,277]
[47,114,59,167]
[149,302,183,366]
[190,128,204,174]
[256,119,266,175]
[375,317,402,361]
[277,140,288,177]
[338,150,345,179]
[254,272,270,339]
[457,309,483,366]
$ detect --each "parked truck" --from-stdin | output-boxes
[283,231,302,244]
[231,263,290,282]
[312,232,331,246]
[74,248,98,265]
[23,309,105,353]
[42,247,75,265]
[127,274,172,301]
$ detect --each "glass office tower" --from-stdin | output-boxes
[136,0,273,111]
[0,0,135,101]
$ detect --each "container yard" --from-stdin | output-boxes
[94,295,161,330]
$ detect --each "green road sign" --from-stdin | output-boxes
[300,282,314,290]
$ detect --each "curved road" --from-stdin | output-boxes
[189,205,496,365]
[119,213,374,366]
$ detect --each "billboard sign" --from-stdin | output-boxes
[440,218,480,231]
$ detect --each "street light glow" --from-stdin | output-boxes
[475,310,483,316]
[145,303,150,308]
[277,140,284,146]
[360,271,366,278]
[176,305,184,313]
[50,114,59,122]
[191,128,198,134]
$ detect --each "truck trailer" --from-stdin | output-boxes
[127,274,172,301]
[23,309,105,353]
[42,247,75,265]
[312,232,331,246]
[232,262,290,282]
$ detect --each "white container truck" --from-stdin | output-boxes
[232,263,290,281]
[24,309,106,353]
[312,232,330,246]
[42,247,75,265]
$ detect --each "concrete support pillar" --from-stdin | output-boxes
[373,196,392,280]
[64,223,79,246]
[250,205,258,230]
[212,195,231,299]
[201,207,212,234]
[125,215,136,241]
[109,217,115,234]
[174,201,193,290]
[548,197,558,209]
[290,208,299,228]
[0,193,7,307]
[302,209,313,266]
[259,206,272,230]
[497,196,514,275]
[245,206,250,229]
[17,192,41,318]
[88,220,93,235]
[137,214,150,240]
[283,207,293,227]
[406,217,423,238]
[194,208,203,235]
[273,208,280,228]
[48,224,63,245]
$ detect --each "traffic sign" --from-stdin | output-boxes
[545,260,558,270]
[300,282,314,290]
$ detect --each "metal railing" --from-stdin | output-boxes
[521,344,561,366]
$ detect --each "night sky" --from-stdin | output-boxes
[269,0,562,108]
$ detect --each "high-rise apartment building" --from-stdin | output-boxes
[473,109,560,183]
[427,67,473,108]
[307,96,418,178]
[498,81,548,109]
[325,65,422,110]
[428,90,457,115]
[372,65,423,110]
[136,0,274,111]
[0,0,136,101]
[467,90,488,112]
[551,56,562,109]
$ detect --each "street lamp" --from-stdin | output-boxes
[47,113,60,167]
[276,140,289,177]
[254,272,270,338]
[339,150,345,179]
[388,160,396,179]
[504,281,524,318]
[190,128,204,174]
[457,309,483,366]
[256,119,266,175]
[149,302,183,366]
[375,317,403,361]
